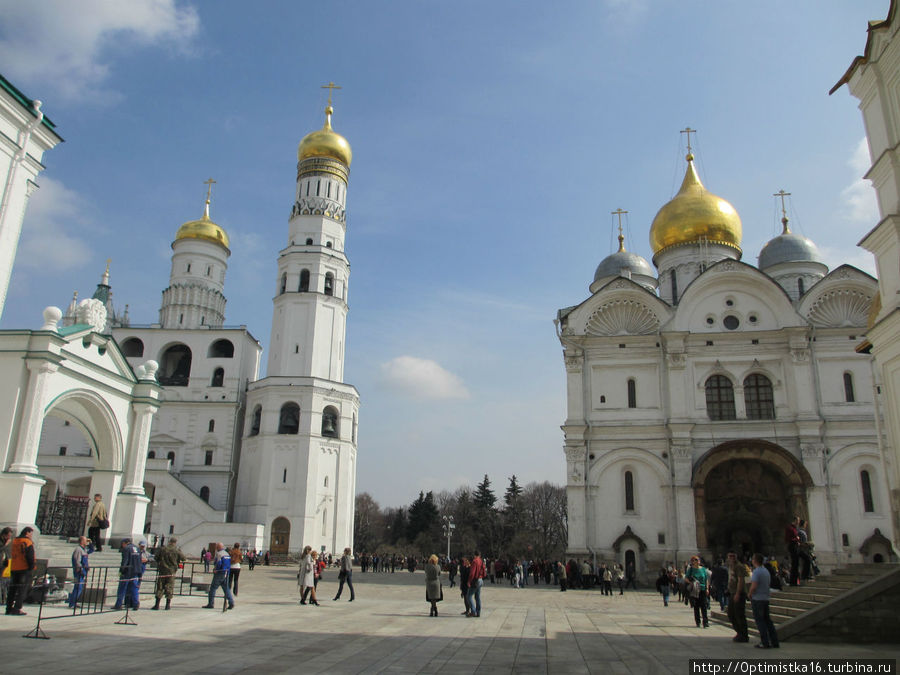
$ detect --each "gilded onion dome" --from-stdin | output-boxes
[298,104,352,167]
[649,153,742,257]
[175,197,230,249]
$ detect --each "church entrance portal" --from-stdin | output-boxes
[270,516,290,554]
[693,441,812,559]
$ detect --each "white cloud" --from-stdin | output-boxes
[17,177,93,270]
[841,137,879,228]
[819,245,876,277]
[0,0,199,101]
[379,356,470,400]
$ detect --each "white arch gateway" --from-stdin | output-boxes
[0,306,161,540]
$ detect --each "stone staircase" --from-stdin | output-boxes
[710,563,899,642]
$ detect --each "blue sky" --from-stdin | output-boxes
[0,0,887,507]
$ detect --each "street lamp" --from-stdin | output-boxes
[442,515,455,559]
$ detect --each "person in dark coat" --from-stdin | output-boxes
[425,554,442,617]
[458,556,471,615]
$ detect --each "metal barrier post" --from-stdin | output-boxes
[22,587,49,640]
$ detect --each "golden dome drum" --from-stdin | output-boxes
[175,211,230,249]
[649,155,742,258]
[298,105,352,166]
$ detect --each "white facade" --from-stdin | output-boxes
[838,0,900,547]
[0,75,62,321]
[558,152,897,576]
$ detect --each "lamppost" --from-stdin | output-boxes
[442,515,455,559]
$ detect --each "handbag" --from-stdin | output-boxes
[99,518,110,530]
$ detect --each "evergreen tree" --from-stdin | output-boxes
[504,475,523,508]
[407,490,439,541]
[473,474,496,509]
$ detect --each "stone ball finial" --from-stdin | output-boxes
[141,360,159,381]
[134,365,146,380]
[41,306,62,331]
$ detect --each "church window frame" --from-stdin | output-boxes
[210,368,225,387]
[299,269,310,292]
[627,378,637,409]
[158,343,192,387]
[670,269,678,303]
[624,469,636,512]
[208,419,215,433]
[316,180,321,196]
[798,277,805,296]
[705,374,736,421]
[324,476,329,488]
[147,450,155,459]
[280,274,287,295]
[844,372,856,403]
[306,182,310,197]
[278,402,301,435]
[204,450,214,466]
[860,469,875,513]
[327,182,331,198]
[200,486,210,503]
[305,238,313,245]
[283,468,287,484]
[743,373,775,420]
[249,405,262,437]
[208,339,234,358]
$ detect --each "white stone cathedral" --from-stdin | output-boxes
[0,87,358,556]
[557,144,898,575]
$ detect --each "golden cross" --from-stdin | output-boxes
[105,258,111,274]
[204,178,216,203]
[773,189,791,219]
[680,127,696,154]
[321,81,342,106]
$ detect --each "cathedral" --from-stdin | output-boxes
[557,140,898,574]
[0,84,359,557]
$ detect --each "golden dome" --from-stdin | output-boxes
[175,200,230,249]
[649,154,742,257]
[298,105,352,166]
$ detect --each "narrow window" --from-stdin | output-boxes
[295,345,299,354]
[324,476,329,488]
[179,313,184,324]
[283,468,287,484]
[205,450,213,466]
[861,470,875,512]
[322,509,327,535]
[211,368,224,387]
[744,374,775,420]
[670,269,678,304]
[169,524,174,534]
[306,181,310,196]
[200,486,210,503]
[842,533,850,547]
[624,471,635,511]
[336,185,341,201]
[207,265,211,276]
[844,372,855,403]
[208,419,215,433]
[186,263,191,273]
[299,269,310,292]
[147,450,155,459]
[280,274,287,295]
[627,378,636,408]
[250,406,261,436]
[324,273,334,296]
[316,180,320,196]
[200,316,205,325]
[59,446,67,456]
[327,182,331,198]
[705,375,736,420]
[798,277,805,296]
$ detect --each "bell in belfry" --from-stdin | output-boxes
[322,413,336,436]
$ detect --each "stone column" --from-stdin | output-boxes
[113,390,159,542]
[672,444,698,560]
[8,359,59,474]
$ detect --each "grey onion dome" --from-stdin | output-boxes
[758,217,824,270]
[593,249,655,283]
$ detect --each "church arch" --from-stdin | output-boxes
[299,269,310,292]
[321,406,339,438]
[743,373,775,420]
[249,405,261,436]
[208,339,234,358]
[210,368,224,387]
[692,440,813,556]
[270,516,290,554]
[199,485,210,502]
[158,343,192,387]
[121,337,144,357]
[277,402,300,435]
[704,374,736,420]
[43,389,126,473]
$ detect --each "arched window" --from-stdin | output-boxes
[158,344,192,386]
[280,274,287,295]
[200,486,210,503]
[211,368,224,387]
[167,451,175,464]
[278,403,300,435]
[249,406,261,437]
[299,269,310,292]
[305,238,313,245]
[744,374,775,420]
[624,470,635,511]
[322,508,327,535]
[321,406,339,438]
[670,269,678,304]
[861,470,875,513]
[705,375,736,420]
[208,419,215,433]
[121,338,144,357]
[324,476,329,488]
[627,379,637,409]
[844,372,856,403]
[208,339,234,358]
[324,272,334,296]
[798,277,805,296]
[147,450,156,459]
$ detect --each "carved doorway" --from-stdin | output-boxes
[693,440,812,560]
[270,516,291,554]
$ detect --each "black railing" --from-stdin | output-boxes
[36,494,89,538]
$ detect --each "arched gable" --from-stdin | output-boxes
[561,278,671,337]
[44,388,126,472]
[797,265,877,328]
[667,259,803,333]
[826,441,881,474]
[590,447,669,486]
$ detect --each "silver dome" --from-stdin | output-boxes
[593,250,655,283]
[758,232,824,270]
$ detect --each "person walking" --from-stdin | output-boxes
[785,517,801,587]
[153,537,185,610]
[425,554,442,617]
[655,568,670,606]
[726,551,749,643]
[615,564,625,595]
[228,543,242,596]
[459,556,471,615]
[0,527,13,606]
[749,553,780,649]
[86,493,107,552]
[203,542,235,610]
[113,538,142,610]
[333,547,355,601]
[299,550,320,606]
[448,559,457,588]
[685,555,709,628]
[67,536,92,609]
[5,527,35,616]
[466,549,485,618]
[557,560,567,592]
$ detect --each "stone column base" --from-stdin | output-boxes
[111,492,150,543]
[0,471,46,533]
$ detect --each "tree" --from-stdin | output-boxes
[407,490,439,543]
[519,481,567,560]
[504,475,523,508]
[354,492,383,554]
[473,474,496,509]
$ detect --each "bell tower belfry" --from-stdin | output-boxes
[233,85,359,556]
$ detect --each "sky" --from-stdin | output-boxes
[0,0,887,508]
